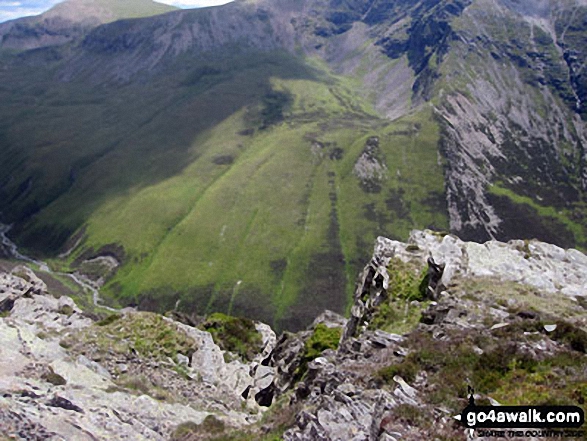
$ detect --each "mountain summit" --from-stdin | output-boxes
[0,0,586,329]
[0,0,177,50]
[44,0,178,23]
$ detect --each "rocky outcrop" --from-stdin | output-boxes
[2,229,587,440]
[353,137,388,193]
[277,231,587,440]
[341,237,393,344]
[387,230,587,297]
[0,266,276,441]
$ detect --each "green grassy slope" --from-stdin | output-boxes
[0,48,447,330]
[47,0,178,21]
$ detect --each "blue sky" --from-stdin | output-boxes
[0,0,234,23]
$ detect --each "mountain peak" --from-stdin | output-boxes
[43,0,178,24]
[0,0,178,51]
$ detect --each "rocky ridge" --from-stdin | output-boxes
[0,0,177,51]
[0,264,277,440]
[1,230,586,440]
[262,231,587,440]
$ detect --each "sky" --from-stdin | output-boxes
[0,0,234,23]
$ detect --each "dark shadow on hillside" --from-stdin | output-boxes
[0,47,322,253]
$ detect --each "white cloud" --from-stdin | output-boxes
[157,0,234,8]
[0,0,235,23]
[0,0,61,23]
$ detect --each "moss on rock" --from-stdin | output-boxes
[63,311,196,362]
[200,312,263,362]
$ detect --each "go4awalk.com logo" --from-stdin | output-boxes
[458,388,585,438]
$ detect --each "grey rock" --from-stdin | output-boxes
[370,330,404,348]
[385,230,587,299]
[311,310,347,329]
[176,353,190,367]
[76,355,112,380]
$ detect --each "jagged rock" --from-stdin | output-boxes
[255,321,277,361]
[2,230,586,440]
[311,310,347,329]
[0,266,268,440]
[10,266,48,295]
[47,396,84,413]
[0,295,15,313]
[257,331,308,402]
[423,256,445,300]
[420,303,451,325]
[342,237,395,344]
[379,230,587,300]
[255,382,277,407]
[176,353,190,367]
[369,330,404,348]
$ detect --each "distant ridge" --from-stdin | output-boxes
[0,0,586,331]
[0,0,178,50]
[43,0,178,23]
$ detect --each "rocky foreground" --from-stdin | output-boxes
[1,231,586,440]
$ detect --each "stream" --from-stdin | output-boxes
[0,223,118,312]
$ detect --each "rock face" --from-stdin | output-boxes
[272,231,587,440]
[283,330,405,441]
[341,239,392,344]
[0,266,276,441]
[387,230,587,298]
[2,230,587,440]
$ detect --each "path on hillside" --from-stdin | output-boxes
[0,223,118,312]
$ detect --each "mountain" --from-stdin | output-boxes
[1,231,586,439]
[0,0,177,51]
[0,0,586,330]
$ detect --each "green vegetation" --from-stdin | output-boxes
[377,326,587,413]
[0,39,448,330]
[200,312,263,362]
[549,321,587,353]
[49,0,178,22]
[369,258,429,334]
[303,323,342,361]
[374,276,587,416]
[488,183,587,249]
[294,324,342,381]
[96,313,122,326]
[391,404,432,431]
[62,312,196,362]
[171,417,225,441]
[457,277,587,325]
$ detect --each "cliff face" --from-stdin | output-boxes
[1,231,586,440]
[437,0,587,245]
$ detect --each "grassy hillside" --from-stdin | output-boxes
[3,0,585,331]
[0,48,447,330]
[46,0,178,22]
